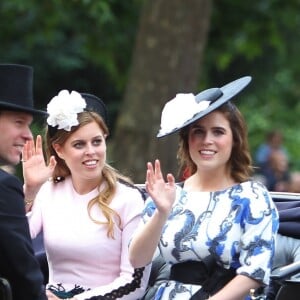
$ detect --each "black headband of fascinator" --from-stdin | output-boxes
[47,90,108,138]
[157,76,252,138]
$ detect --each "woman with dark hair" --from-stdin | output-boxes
[129,77,279,300]
[22,90,150,300]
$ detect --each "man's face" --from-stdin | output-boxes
[0,110,33,165]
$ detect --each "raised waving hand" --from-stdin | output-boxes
[145,159,176,215]
[22,135,56,199]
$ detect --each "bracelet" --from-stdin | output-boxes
[24,199,34,206]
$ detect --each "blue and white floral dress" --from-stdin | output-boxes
[142,180,279,299]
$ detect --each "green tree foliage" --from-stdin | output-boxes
[1,0,143,178]
[0,0,143,124]
[202,0,300,168]
[1,0,300,175]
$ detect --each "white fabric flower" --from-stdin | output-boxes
[47,90,87,131]
[159,93,211,135]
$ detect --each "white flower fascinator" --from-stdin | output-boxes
[159,93,210,137]
[157,76,252,138]
[47,90,87,131]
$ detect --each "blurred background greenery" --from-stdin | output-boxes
[1,0,299,182]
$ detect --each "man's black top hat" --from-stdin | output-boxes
[0,64,46,116]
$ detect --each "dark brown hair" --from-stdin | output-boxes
[177,102,253,182]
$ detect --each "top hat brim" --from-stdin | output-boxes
[157,76,252,138]
[0,64,47,117]
[0,101,47,116]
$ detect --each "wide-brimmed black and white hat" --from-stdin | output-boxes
[0,63,46,115]
[157,76,252,138]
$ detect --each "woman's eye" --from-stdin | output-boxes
[192,128,204,135]
[213,129,225,136]
[92,139,102,146]
[74,142,84,148]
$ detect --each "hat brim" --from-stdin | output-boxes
[0,101,47,116]
[80,93,108,124]
[157,76,252,138]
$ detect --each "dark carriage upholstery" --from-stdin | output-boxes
[0,277,12,300]
[266,192,300,299]
[268,260,300,300]
[140,253,170,300]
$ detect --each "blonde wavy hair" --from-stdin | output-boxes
[45,111,133,238]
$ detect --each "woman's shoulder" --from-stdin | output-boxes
[239,179,269,192]
[116,181,145,202]
[236,180,274,205]
[113,182,145,218]
[37,176,71,196]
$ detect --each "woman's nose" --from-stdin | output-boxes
[202,132,213,144]
[85,144,96,155]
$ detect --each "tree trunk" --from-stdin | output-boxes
[110,0,212,183]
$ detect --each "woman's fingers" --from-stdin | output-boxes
[35,135,43,154]
[22,135,42,161]
[22,143,28,162]
[154,159,162,179]
[166,173,175,186]
[146,159,166,183]
[22,140,32,161]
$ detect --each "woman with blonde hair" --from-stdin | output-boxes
[23,90,150,300]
